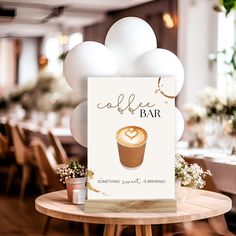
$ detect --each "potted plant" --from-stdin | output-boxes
[57,160,87,202]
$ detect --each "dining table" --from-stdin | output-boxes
[35,189,231,236]
[0,116,74,144]
[18,120,87,156]
[18,121,74,143]
[176,145,236,211]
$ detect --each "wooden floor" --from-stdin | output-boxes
[0,169,98,236]
[0,194,88,236]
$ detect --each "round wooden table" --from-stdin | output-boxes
[35,190,231,236]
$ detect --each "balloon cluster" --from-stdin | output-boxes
[65,17,184,148]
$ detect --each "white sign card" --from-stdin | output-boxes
[87,77,175,201]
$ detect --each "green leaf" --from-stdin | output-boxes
[223,0,236,15]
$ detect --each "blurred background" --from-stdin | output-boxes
[1,0,236,235]
[0,0,235,130]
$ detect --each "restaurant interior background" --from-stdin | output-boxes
[1,0,236,235]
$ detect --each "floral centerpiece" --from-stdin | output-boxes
[0,75,80,126]
[57,160,87,202]
[57,160,97,202]
[175,154,212,189]
[184,104,205,126]
[197,87,227,119]
[185,86,236,121]
[184,104,206,147]
[184,86,236,149]
[224,112,236,136]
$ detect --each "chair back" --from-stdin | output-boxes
[11,125,31,165]
[32,138,63,190]
[4,122,13,147]
[0,133,9,156]
[0,122,6,136]
[48,131,68,164]
[17,125,30,145]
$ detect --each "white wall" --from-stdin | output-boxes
[178,0,218,105]
[18,38,38,85]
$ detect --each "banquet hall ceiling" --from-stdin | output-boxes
[0,0,153,37]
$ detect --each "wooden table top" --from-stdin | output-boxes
[35,190,231,225]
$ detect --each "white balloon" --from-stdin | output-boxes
[176,107,184,142]
[136,48,184,96]
[64,41,117,101]
[105,17,157,76]
[70,101,87,147]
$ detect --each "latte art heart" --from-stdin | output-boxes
[125,128,138,139]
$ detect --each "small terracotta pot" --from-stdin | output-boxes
[65,177,86,202]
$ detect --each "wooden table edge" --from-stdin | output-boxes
[35,190,232,225]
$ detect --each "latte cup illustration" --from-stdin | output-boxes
[116,126,148,168]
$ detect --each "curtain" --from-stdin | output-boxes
[0,39,16,96]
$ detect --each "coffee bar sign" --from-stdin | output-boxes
[85,77,176,213]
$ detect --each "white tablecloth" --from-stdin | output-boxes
[177,147,236,195]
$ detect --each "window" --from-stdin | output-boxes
[42,32,83,76]
[0,39,16,94]
[217,11,236,91]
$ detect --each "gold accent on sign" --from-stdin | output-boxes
[155,77,175,99]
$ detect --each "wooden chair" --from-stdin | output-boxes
[4,122,14,147]
[31,138,63,192]
[17,125,30,145]
[48,131,87,167]
[0,122,6,136]
[48,131,68,164]
[0,133,15,182]
[0,133,9,157]
[32,138,80,235]
[32,138,63,234]
[182,156,234,236]
[10,125,36,200]
[0,123,18,194]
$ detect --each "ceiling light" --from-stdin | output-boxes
[163,13,174,29]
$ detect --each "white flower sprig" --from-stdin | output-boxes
[175,154,212,189]
[57,160,86,184]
